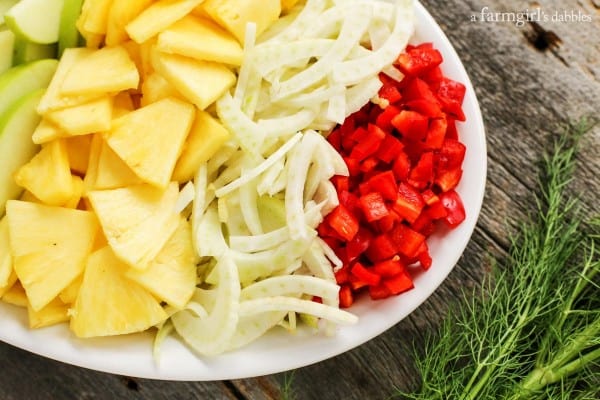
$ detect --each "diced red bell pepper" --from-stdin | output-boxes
[436,139,466,171]
[378,83,402,104]
[338,190,361,215]
[401,77,438,104]
[375,133,404,164]
[351,262,381,286]
[424,117,448,150]
[383,270,414,295]
[426,200,449,220]
[339,284,354,308]
[326,204,359,242]
[392,150,411,182]
[373,258,405,277]
[366,170,398,201]
[376,209,401,233]
[417,242,433,270]
[349,124,385,161]
[369,283,392,300]
[393,182,425,223]
[446,117,459,140]
[366,233,398,262]
[346,227,372,262]
[440,189,466,227]
[396,46,443,77]
[331,175,349,193]
[348,126,370,143]
[335,265,351,285]
[391,110,429,141]
[375,105,401,132]
[435,168,463,192]
[411,211,434,236]
[438,77,466,105]
[421,66,443,89]
[343,156,360,176]
[359,156,379,174]
[408,151,434,190]
[390,224,426,258]
[327,128,342,151]
[359,192,389,222]
[405,98,442,118]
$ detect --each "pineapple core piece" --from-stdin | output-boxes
[5,200,99,311]
[105,0,155,46]
[105,97,195,188]
[87,182,180,270]
[125,218,198,309]
[70,246,168,338]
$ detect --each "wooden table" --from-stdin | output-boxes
[1,0,598,398]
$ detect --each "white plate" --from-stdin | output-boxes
[0,1,487,381]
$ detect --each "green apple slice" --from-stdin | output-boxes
[0,58,58,118]
[13,36,58,65]
[0,89,44,216]
[0,29,15,73]
[58,0,83,56]
[4,0,64,44]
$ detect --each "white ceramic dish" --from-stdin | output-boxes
[0,1,487,381]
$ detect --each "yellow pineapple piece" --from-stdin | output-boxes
[281,0,302,13]
[125,218,197,309]
[82,133,103,194]
[0,270,18,298]
[87,182,180,270]
[152,52,235,110]
[65,134,93,175]
[32,118,63,144]
[157,15,243,66]
[14,139,74,206]
[113,91,135,117]
[37,48,99,114]
[125,0,205,44]
[105,0,154,46]
[60,46,139,97]
[28,296,70,329]
[19,190,41,204]
[45,96,113,136]
[2,280,27,307]
[59,274,83,305]
[105,97,194,188]
[0,217,13,289]
[70,246,168,337]
[202,0,281,44]
[138,38,157,79]
[140,72,184,106]
[77,0,114,36]
[172,110,230,183]
[5,200,98,311]
[94,140,142,189]
[64,175,84,209]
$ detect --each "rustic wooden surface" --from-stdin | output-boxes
[1,0,599,399]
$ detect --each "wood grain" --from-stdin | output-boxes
[1,0,598,399]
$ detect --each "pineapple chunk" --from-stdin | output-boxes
[63,175,84,209]
[172,110,230,183]
[0,270,18,298]
[281,0,302,13]
[77,0,114,36]
[65,134,93,175]
[152,52,235,110]
[14,139,74,206]
[94,140,142,189]
[45,96,113,136]
[113,91,135,117]
[82,133,103,194]
[87,182,180,270]
[32,118,63,144]
[105,97,194,188]
[60,46,139,97]
[125,218,197,309]
[138,38,157,79]
[28,296,70,329]
[5,200,98,311]
[125,0,205,44]
[59,274,82,304]
[202,0,281,44]
[70,246,168,337]
[105,0,154,46]
[157,15,243,66]
[0,217,13,288]
[37,48,99,114]
[140,72,184,106]
[2,280,27,307]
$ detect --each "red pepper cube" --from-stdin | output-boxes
[369,283,392,300]
[366,170,398,201]
[383,270,414,295]
[411,212,435,236]
[401,77,438,104]
[346,227,373,262]
[349,124,386,161]
[365,233,398,263]
[348,126,370,143]
[420,189,439,205]
[425,200,449,220]
[421,66,443,89]
[396,47,443,77]
[417,242,433,270]
[331,175,349,193]
[359,156,379,174]
[351,262,381,286]
[375,104,401,132]
[338,190,361,217]
[373,258,405,277]
[326,204,359,242]
[378,83,402,104]
[440,189,466,227]
[393,182,425,224]
[390,224,426,258]
[339,285,354,308]
[375,133,404,164]
[408,151,434,190]
[437,139,466,171]
[327,128,342,151]
[435,168,463,192]
[343,156,360,176]
[438,77,466,105]
[405,98,442,118]
[392,150,411,182]
[424,117,448,150]
[334,265,351,285]
[446,117,459,140]
[391,110,429,141]
[359,192,389,222]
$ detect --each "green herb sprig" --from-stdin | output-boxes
[397,121,599,400]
